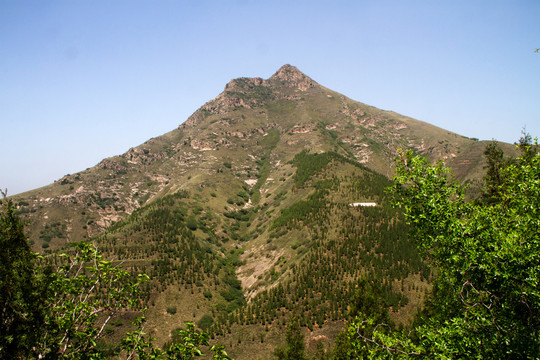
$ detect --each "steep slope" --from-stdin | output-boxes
[9,64,516,358]
[78,150,426,359]
[13,64,511,251]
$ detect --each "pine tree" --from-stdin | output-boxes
[274,318,307,360]
[337,142,540,358]
[0,190,45,358]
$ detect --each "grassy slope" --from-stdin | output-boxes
[69,150,429,359]
[13,73,512,250]
[9,66,518,358]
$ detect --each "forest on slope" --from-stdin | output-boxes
[2,64,532,359]
[2,136,539,359]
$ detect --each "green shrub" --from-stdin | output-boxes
[166,306,177,315]
[197,314,214,330]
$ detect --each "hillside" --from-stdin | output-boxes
[13,65,512,250]
[10,64,514,358]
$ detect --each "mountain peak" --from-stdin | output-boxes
[271,64,304,78]
[186,65,317,121]
[270,64,316,90]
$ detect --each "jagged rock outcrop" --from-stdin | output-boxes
[182,65,317,124]
[270,64,317,91]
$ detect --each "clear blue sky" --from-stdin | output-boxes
[1,0,539,195]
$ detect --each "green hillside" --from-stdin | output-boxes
[53,150,430,359]
[8,65,518,358]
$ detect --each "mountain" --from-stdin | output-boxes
[11,65,514,358]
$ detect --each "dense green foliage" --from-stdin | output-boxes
[2,150,434,358]
[273,319,307,360]
[291,151,359,187]
[0,191,233,359]
[67,150,420,350]
[207,152,422,353]
[482,141,508,203]
[0,191,46,358]
[94,190,247,320]
[338,142,540,358]
[331,280,393,359]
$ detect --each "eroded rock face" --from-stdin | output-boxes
[225,77,265,91]
[290,124,314,134]
[270,64,317,91]
[183,111,206,127]
[123,147,166,165]
[190,139,218,151]
[180,64,316,123]
[200,92,255,114]
[97,158,128,171]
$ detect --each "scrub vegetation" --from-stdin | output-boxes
[3,65,533,359]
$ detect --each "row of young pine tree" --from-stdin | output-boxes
[2,136,539,358]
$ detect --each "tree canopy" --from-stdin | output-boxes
[0,191,232,360]
[338,139,540,358]
[0,190,46,358]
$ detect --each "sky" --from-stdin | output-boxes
[1,0,539,195]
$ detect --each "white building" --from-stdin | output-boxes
[350,202,377,207]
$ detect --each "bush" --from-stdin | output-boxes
[186,216,198,231]
[166,306,177,315]
[197,314,214,330]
